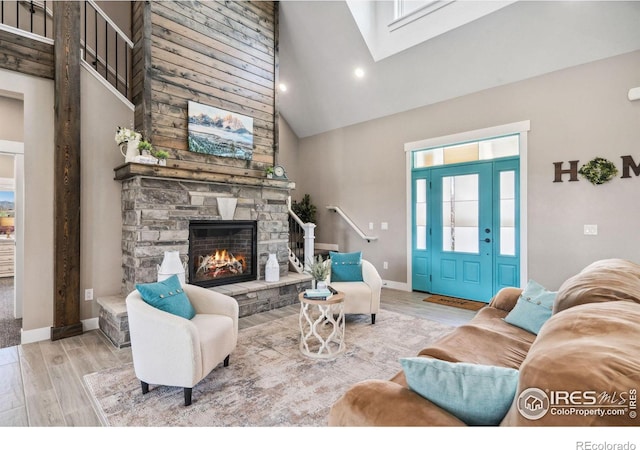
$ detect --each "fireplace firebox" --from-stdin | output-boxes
[189,220,257,288]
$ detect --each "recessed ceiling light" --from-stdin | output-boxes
[279,83,288,92]
[354,67,365,79]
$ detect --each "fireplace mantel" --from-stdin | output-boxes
[114,161,296,190]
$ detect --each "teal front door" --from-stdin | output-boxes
[431,163,493,301]
[412,158,519,302]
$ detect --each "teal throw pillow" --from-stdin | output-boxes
[136,274,196,320]
[504,279,556,335]
[400,357,519,426]
[329,251,363,282]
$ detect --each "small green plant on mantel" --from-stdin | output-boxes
[307,254,329,285]
[265,166,274,178]
[291,194,317,223]
[138,139,154,155]
[152,149,169,160]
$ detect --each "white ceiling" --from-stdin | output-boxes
[278,1,640,138]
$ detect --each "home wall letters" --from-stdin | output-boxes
[553,155,639,183]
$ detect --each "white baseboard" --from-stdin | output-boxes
[20,326,50,345]
[83,317,100,331]
[382,279,410,291]
[20,317,100,345]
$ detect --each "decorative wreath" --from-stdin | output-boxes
[578,157,618,185]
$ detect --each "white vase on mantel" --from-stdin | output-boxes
[121,139,140,163]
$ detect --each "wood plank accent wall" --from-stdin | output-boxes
[51,1,82,341]
[0,29,54,79]
[132,1,278,176]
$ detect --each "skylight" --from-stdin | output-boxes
[346,0,517,61]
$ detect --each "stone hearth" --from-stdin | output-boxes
[97,272,311,348]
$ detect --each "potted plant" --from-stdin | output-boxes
[307,254,329,289]
[292,194,317,223]
[153,149,169,166]
[138,139,154,156]
[265,166,274,178]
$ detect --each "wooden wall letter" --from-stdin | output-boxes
[620,155,640,178]
[553,160,579,182]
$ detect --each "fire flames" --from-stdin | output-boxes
[195,249,246,279]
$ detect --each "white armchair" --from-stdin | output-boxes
[126,284,239,406]
[327,259,382,324]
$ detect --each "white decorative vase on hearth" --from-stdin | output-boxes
[265,253,279,282]
[157,250,186,286]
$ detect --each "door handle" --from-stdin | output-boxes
[485,228,491,233]
[483,238,491,243]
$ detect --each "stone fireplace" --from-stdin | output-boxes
[116,165,295,295]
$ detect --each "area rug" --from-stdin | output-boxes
[83,309,454,427]
[423,294,487,311]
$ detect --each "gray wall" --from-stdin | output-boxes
[287,50,640,291]
[0,96,23,142]
[80,69,134,320]
[277,116,301,200]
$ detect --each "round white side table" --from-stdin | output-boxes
[298,291,345,359]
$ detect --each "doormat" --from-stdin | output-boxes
[423,294,487,311]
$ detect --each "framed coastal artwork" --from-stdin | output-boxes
[187,101,254,161]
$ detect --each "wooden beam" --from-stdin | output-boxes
[51,1,82,341]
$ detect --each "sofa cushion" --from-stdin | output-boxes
[136,274,196,320]
[329,251,364,282]
[417,306,536,369]
[400,357,519,426]
[553,258,640,314]
[504,279,556,334]
[501,301,640,426]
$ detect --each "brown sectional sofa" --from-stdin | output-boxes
[328,259,640,426]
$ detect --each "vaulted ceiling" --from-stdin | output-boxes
[278,1,640,138]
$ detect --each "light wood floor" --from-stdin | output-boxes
[0,288,477,427]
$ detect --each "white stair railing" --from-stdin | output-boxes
[82,0,133,100]
[288,247,304,274]
[287,197,316,272]
[326,205,378,242]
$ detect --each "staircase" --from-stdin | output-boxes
[0,0,132,101]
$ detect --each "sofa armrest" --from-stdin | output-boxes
[488,287,523,312]
[328,379,467,426]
